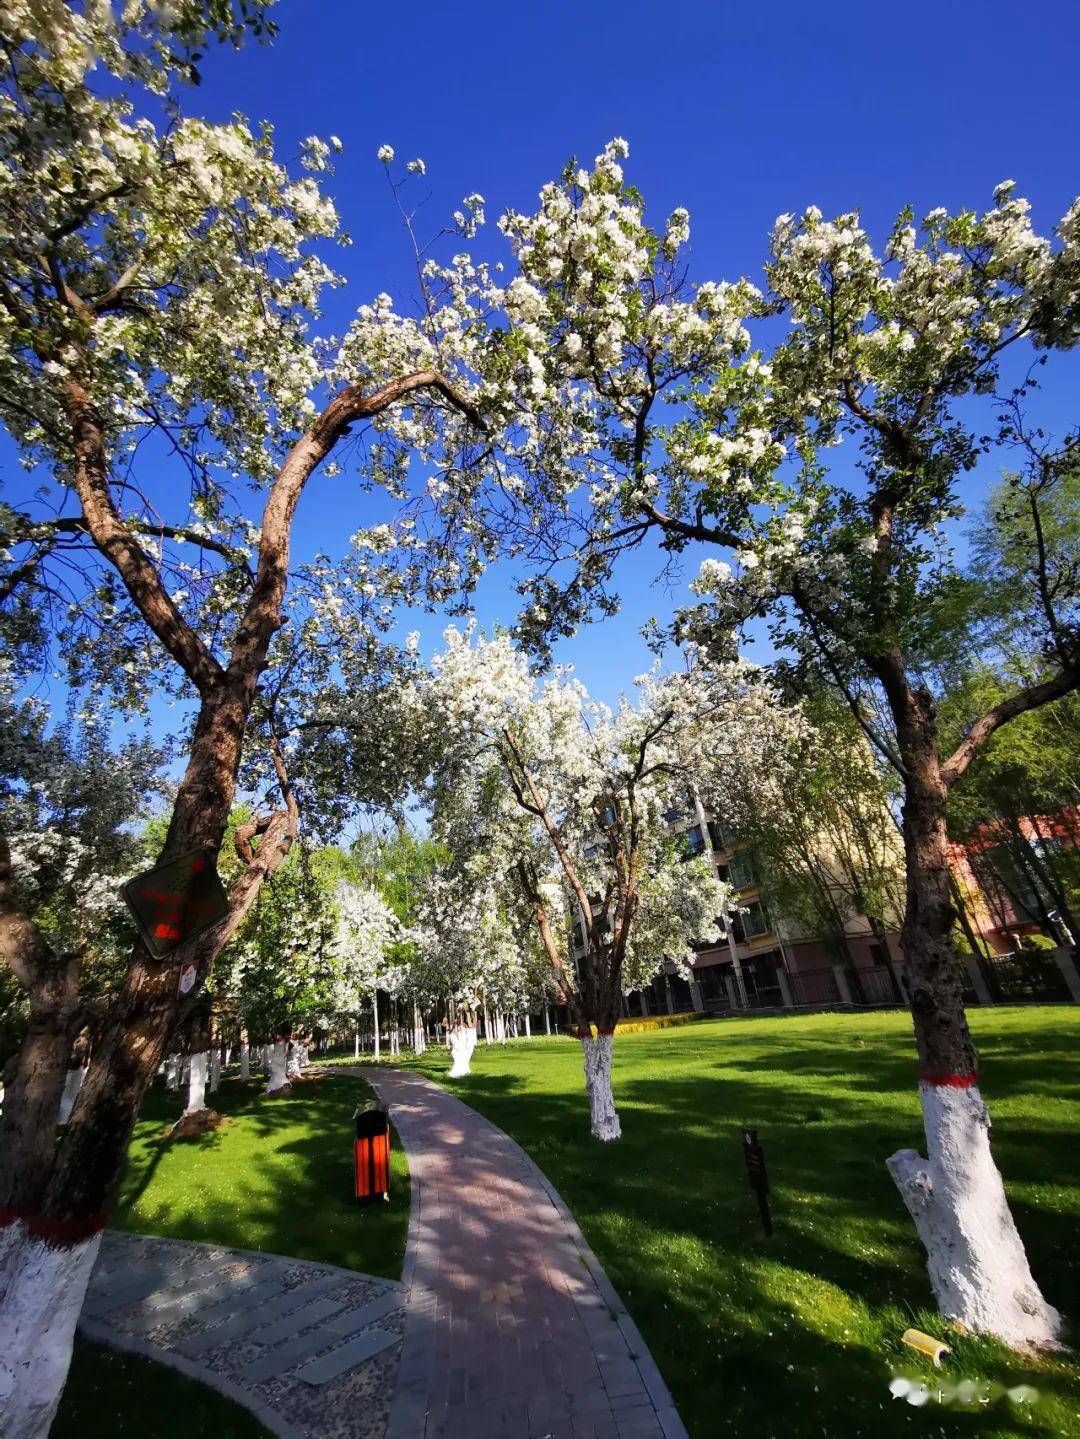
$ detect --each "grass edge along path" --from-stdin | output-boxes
[54,1337,272,1439]
[342,1008,1080,1439]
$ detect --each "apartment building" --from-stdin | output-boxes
[562,795,907,1020]
[629,798,906,1017]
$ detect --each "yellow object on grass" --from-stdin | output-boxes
[901,1328,951,1366]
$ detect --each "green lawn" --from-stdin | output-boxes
[112,1071,409,1281]
[373,1008,1080,1439]
[54,1339,270,1439]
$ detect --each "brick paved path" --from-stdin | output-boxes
[80,1232,407,1439]
[351,1066,687,1439]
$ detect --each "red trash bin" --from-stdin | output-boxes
[354,1105,391,1203]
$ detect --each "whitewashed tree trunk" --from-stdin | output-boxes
[887,1082,1061,1347]
[185,1051,208,1114]
[208,1049,221,1093]
[56,1065,86,1127]
[354,1027,361,1059]
[413,1002,425,1053]
[581,1034,621,1141]
[0,1220,103,1439]
[372,988,381,1060]
[261,1044,271,1076]
[285,1042,302,1080]
[164,1054,181,1089]
[239,1041,250,1081]
[524,1013,531,1039]
[544,1006,551,1035]
[266,1041,289,1094]
[448,1024,477,1078]
[482,1001,492,1045]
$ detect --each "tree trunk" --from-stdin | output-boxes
[448,1023,477,1078]
[208,1049,221,1094]
[0,1221,102,1439]
[285,1041,302,1081]
[372,990,380,1061]
[544,1006,551,1035]
[354,1027,361,1059]
[524,1012,531,1039]
[580,1031,620,1141]
[266,1041,290,1096]
[238,1040,250,1082]
[164,1054,181,1089]
[888,716,1060,1347]
[185,1051,208,1115]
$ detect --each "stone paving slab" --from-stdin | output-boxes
[255,1295,350,1350]
[345,1065,689,1439]
[179,1274,349,1356]
[293,1326,399,1385]
[79,1231,407,1439]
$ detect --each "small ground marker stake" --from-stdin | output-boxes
[742,1127,773,1236]
[901,1328,951,1366]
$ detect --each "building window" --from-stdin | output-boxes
[708,818,737,850]
[728,852,756,889]
[681,825,706,859]
[741,901,770,939]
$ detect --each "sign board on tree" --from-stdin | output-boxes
[122,848,229,960]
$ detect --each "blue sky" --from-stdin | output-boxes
[7,0,1080,725]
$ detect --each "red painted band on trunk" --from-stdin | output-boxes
[0,1206,108,1245]
[596,1026,616,1036]
[919,1070,979,1088]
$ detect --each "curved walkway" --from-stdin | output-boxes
[80,1232,407,1439]
[350,1065,687,1439]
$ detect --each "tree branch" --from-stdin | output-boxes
[499,726,596,935]
[64,377,225,695]
[941,663,1080,786]
[226,369,486,687]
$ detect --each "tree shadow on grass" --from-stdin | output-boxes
[453,1076,1077,1438]
[413,1027,1079,1439]
[113,1075,410,1282]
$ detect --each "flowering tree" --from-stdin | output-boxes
[424,628,733,1137]
[441,144,1079,1342]
[412,862,527,1076]
[330,878,401,1062]
[0,7,503,1425]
